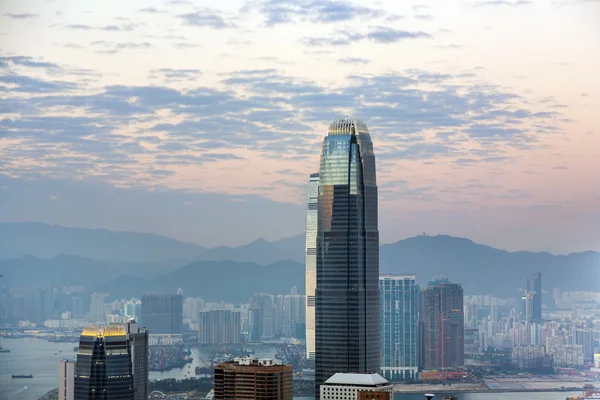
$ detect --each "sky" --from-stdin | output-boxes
[0,0,599,253]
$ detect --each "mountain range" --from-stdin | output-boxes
[1,222,598,301]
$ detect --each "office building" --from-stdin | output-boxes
[126,320,148,400]
[315,117,380,397]
[74,324,134,399]
[214,357,292,400]
[527,272,542,322]
[58,359,76,400]
[422,277,464,370]
[305,172,319,359]
[319,373,393,400]
[198,309,241,344]
[140,294,183,334]
[379,275,418,381]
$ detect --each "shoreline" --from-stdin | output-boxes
[394,382,589,394]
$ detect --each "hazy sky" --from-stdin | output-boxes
[0,0,599,252]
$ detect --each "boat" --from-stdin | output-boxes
[12,374,33,379]
[567,384,600,400]
[0,349,10,353]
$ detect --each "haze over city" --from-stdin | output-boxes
[1,0,598,252]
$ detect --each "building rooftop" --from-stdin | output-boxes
[324,373,389,386]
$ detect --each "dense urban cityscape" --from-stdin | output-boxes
[1,0,599,399]
[1,118,600,400]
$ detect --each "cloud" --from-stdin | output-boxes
[414,14,434,20]
[0,55,562,196]
[0,56,60,70]
[3,13,39,19]
[139,7,166,13]
[367,27,432,43]
[64,22,138,31]
[305,28,432,47]
[253,0,385,26]
[473,0,532,7]
[338,57,370,64]
[0,75,77,93]
[174,43,199,49]
[177,10,235,29]
[88,42,154,54]
[150,68,203,81]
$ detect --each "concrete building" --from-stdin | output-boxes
[89,293,108,322]
[379,275,418,381]
[305,172,319,359]
[511,344,553,370]
[319,373,393,400]
[58,359,76,400]
[198,309,241,344]
[214,357,292,400]
[422,277,464,370]
[126,320,148,400]
[140,293,183,334]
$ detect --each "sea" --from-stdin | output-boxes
[0,337,582,400]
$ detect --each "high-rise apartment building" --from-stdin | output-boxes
[74,324,134,399]
[527,272,542,322]
[214,357,292,400]
[140,294,183,334]
[89,293,108,322]
[58,359,76,400]
[198,309,241,344]
[305,172,319,359]
[422,278,464,370]
[379,275,418,381]
[126,320,148,400]
[315,117,380,397]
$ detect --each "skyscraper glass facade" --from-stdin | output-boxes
[74,324,134,400]
[527,272,542,322]
[305,172,319,360]
[315,117,379,397]
[379,275,418,381]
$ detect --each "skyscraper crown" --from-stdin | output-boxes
[328,116,369,136]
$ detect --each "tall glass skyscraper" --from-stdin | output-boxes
[315,117,379,397]
[74,324,134,399]
[380,275,418,381]
[305,172,319,360]
[527,272,542,322]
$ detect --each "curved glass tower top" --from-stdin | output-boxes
[315,116,379,398]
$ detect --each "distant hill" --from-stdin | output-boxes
[0,255,304,302]
[0,254,183,287]
[197,238,292,265]
[380,235,600,296]
[0,222,304,264]
[98,260,304,302]
[2,222,599,298]
[0,222,204,263]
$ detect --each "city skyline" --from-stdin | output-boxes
[1,1,599,253]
